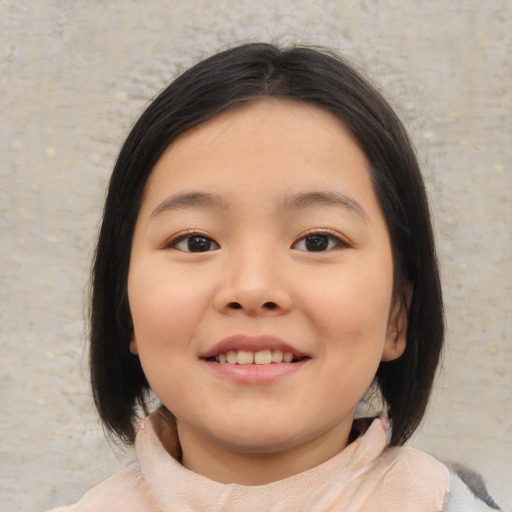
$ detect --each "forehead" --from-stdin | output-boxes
[143,99,373,201]
[167,98,353,152]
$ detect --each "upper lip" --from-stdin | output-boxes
[200,335,309,359]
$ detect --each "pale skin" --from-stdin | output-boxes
[128,99,407,485]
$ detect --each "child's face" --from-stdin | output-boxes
[128,100,406,461]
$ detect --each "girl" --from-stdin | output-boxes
[51,43,500,511]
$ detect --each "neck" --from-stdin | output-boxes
[175,418,354,485]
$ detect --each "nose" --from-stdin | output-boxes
[213,249,292,316]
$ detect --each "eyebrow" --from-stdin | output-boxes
[280,191,369,222]
[149,189,368,222]
[149,191,231,220]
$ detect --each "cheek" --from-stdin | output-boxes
[127,264,209,408]
[307,265,393,404]
[303,260,394,341]
[128,261,209,349]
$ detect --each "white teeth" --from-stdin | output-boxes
[237,350,254,365]
[283,352,293,363]
[214,349,298,364]
[272,350,283,363]
[254,349,272,365]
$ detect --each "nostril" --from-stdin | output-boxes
[225,301,280,311]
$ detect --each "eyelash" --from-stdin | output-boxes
[164,230,220,253]
[292,229,348,252]
[164,229,348,253]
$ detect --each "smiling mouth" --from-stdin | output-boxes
[205,349,308,365]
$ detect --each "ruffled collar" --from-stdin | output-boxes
[134,408,449,511]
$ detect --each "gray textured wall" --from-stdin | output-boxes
[1,2,510,511]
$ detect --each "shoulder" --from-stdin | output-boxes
[381,444,451,490]
[375,446,502,511]
[368,445,450,510]
[47,461,160,512]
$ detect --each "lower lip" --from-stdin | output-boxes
[202,359,309,384]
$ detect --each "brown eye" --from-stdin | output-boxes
[305,235,329,251]
[293,233,345,252]
[172,235,220,252]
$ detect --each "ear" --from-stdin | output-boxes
[129,332,139,355]
[381,285,411,362]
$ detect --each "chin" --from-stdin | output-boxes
[208,419,313,454]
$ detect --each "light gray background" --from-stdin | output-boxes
[1,1,510,511]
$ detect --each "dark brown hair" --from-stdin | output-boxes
[90,43,444,446]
